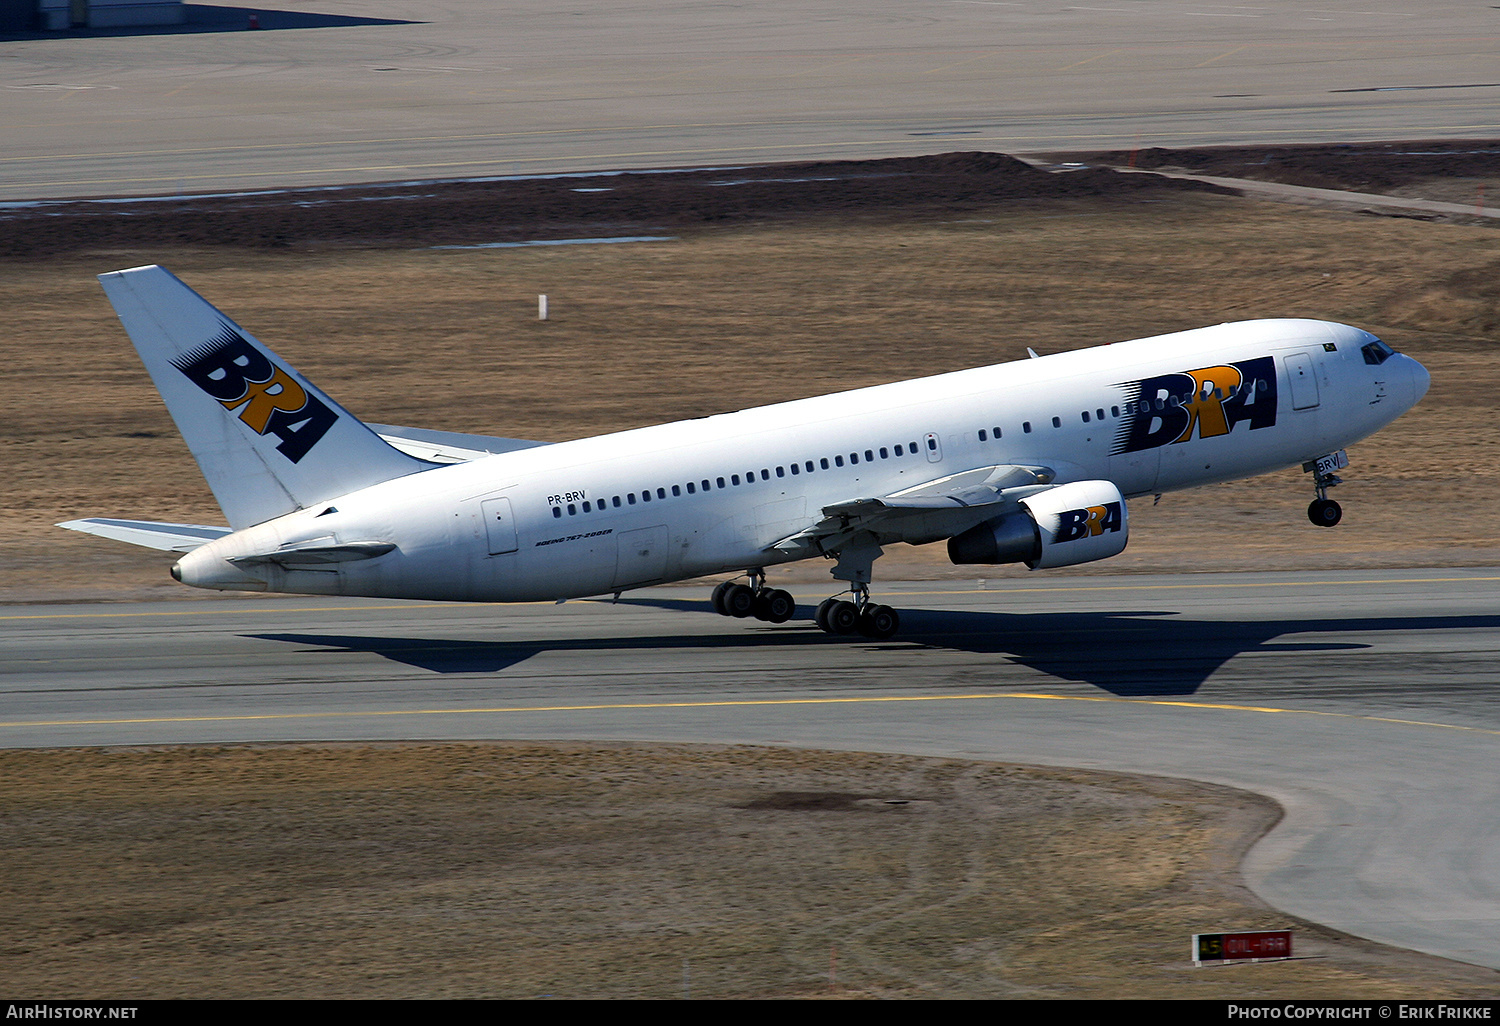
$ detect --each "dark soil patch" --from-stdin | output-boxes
[1055,140,1500,194]
[0,151,1230,258]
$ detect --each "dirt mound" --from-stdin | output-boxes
[0,152,1230,258]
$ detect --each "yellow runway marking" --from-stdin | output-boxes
[3,690,1498,737]
[1194,43,1252,69]
[1059,49,1123,71]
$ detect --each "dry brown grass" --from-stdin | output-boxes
[2,742,1494,999]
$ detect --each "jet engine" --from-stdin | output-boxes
[947,479,1128,569]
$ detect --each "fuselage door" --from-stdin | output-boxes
[481,496,518,554]
[1285,352,1321,410]
[924,432,943,462]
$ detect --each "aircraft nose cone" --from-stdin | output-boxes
[1409,355,1431,404]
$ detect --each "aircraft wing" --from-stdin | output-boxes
[367,423,550,464]
[57,517,233,552]
[769,464,1056,555]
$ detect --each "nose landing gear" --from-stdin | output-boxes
[1303,450,1348,527]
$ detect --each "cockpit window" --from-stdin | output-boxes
[1362,339,1396,365]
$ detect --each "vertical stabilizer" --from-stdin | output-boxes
[99,265,436,530]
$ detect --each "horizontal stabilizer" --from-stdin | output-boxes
[57,518,232,553]
[229,541,396,566]
[368,423,549,464]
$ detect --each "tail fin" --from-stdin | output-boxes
[98,265,436,530]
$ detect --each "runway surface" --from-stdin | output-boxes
[4,568,1499,968]
[5,0,1500,200]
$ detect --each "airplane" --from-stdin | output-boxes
[60,265,1430,640]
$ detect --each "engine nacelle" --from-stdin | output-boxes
[947,479,1128,569]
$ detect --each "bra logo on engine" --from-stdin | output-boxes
[172,326,337,463]
[1114,356,1277,455]
[1055,501,1123,543]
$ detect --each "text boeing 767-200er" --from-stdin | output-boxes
[61,265,1429,639]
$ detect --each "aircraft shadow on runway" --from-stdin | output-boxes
[247,602,1500,697]
[3,5,418,40]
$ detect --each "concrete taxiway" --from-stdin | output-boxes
[3,568,1499,968]
[4,0,1500,200]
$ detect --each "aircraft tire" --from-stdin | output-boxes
[857,604,900,639]
[827,600,859,635]
[1308,498,1343,527]
[711,581,733,616]
[763,589,795,623]
[724,584,756,617]
[814,598,837,632]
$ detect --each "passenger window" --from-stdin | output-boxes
[687,482,696,494]
[776,466,785,477]
[849,453,859,465]
[732,474,740,486]
[1097,408,1105,420]
[1110,407,1119,418]
[567,503,577,515]
[761,469,770,480]
[1023,422,1032,434]
[1052,417,1061,428]
[627,494,636,505]
[1081,411,1090,423]
[835,455,844,467]
[553,507,562,518]
[978,430,987,441]
[805,461,814,473]
[992,426,1002,438]
[582,501,592,512]
[790,464,799,475]
[879,447,888,459]
[672,485,682,496]
[613,496,621,508]
[821,458,830,469]
[657,488,667,499]
[865,449,874,462]
[702,479,710,491]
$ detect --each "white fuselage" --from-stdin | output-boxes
[174,318,1428,601]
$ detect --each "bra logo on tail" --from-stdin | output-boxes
[172,326,337,463]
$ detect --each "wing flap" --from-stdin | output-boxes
[771,464,1055,554]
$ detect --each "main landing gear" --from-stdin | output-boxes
[710,570,795,623]
[1303,450,1348,527]
[711,546,906,642]
[814,586,900,640]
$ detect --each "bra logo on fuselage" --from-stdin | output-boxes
[1113,356,1277,455]
[1055,501,1122,543]
[171,326,338,464]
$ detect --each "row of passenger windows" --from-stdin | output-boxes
[552,437,939,517]
[549,385,1270,519]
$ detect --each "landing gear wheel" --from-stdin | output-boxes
[856,604,901,640]
[723,583,756,617]
[826,600,859,635]
[751,588,795,622]
[815,597,838,632]
[1308,498,1342,527]
[711,581,734,616]
[762,589,796,623]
